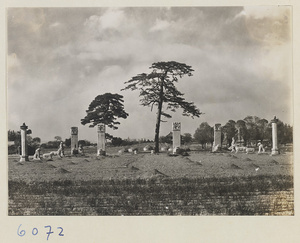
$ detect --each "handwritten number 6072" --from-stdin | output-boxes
[17,224,64,240]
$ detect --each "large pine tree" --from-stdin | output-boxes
[122,61,202,153]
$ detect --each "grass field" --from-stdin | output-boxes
[8,146,294,215]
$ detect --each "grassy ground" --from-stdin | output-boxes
[8,148,293,182]
[8,147,294,215]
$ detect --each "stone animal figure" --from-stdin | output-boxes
[245,147,255,154]
[230,137,237,152]
[42,151,55,159]
[236,146,256,154]
[50,147,64,158]
[236,146,247,153]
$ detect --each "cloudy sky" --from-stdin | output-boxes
[7,6,292,142]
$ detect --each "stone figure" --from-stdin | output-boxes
[33,148,41,160]
[57,142,64,158]
[72,144,79,156]
[78,144,84,155]
[257,142,265,154]
[59,141,64,154]
[212,144,220,152]
[230,137,236,152]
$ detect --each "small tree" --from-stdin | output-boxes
[244,116,260,144]
[122,61,202,153]
[236,120,248,146]
[65,138,71,147]
[54,136,62,141]
[8,130,18,141]
[7,130,21,146]
[32,137,41,144]
[81,93,129,137]
[160,132,172,144]
[282,124,293,144]
[222,120,236,146]
[78,140,91,147]
[276,120,290,145]
[194,122,213,149]
[182,133,193,144]
[256,118,269,143]
[111,137,123,146]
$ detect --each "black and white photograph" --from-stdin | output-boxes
[3,2,300,241]
[6,6,294,217]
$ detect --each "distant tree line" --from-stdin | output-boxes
[109,137,153,147]
[159,132,193,145]
[193,116,293,148]
[7,116,292,154]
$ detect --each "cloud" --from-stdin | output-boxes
[84,8,125,33]
[258,43,292,82]
[100,8,125,29]
[6,7,293,142]
[8,8,46,33]
[149,19,171,32]
[243,6,290,19]
[7,53,21,71]
[49,22,61,28]
[233,10,246,20]
[232,6,291,46]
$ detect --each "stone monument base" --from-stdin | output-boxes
[98,149,106,156]
[20,156,29,162]
[271,149,279,156]
[212,144,221,153]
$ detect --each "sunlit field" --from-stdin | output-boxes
[8,145,293,216]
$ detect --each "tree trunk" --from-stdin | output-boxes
[154,79,164,153]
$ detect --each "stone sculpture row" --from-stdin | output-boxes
[16,116,280,162]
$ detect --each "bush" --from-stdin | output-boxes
[175,147,190,156]
[111,137,123,146]
[8,145,17,155]
[8,144,37,155]
[40,141,60,149]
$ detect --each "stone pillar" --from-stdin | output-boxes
[212,123,222,152]
[20,123,29,162]
[97,124,106,156]
[172,122,181,153]
[271,116,279,155]
[70,127,78,155]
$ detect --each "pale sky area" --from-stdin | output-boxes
[7,7,292,142]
